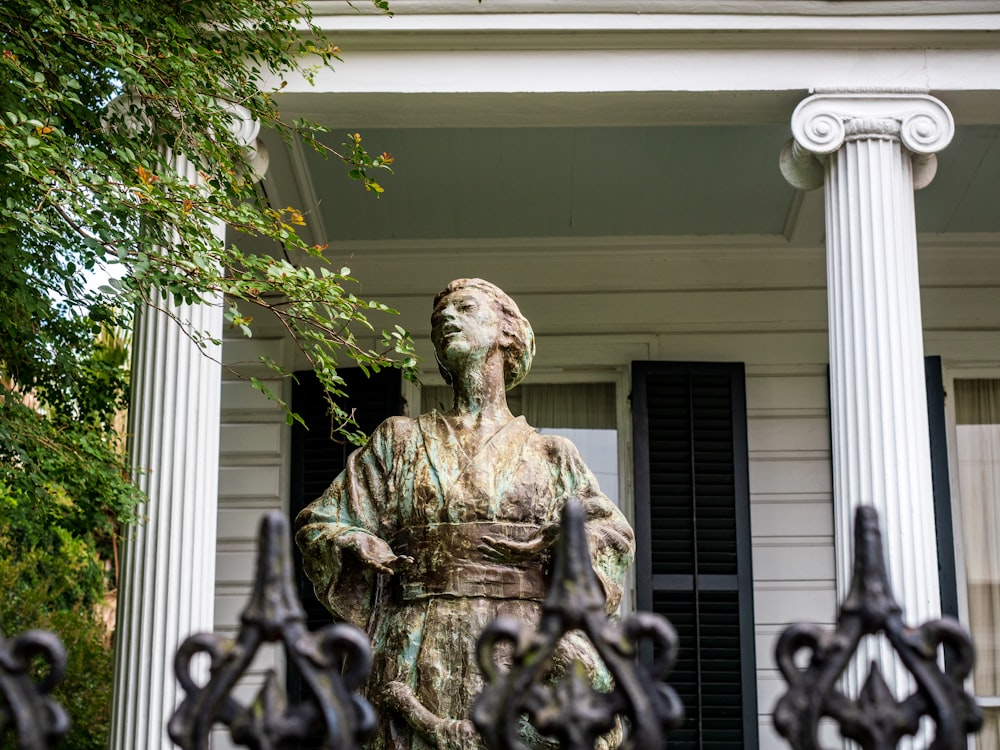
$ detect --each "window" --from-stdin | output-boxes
[953,378,1000,748]
[631,362,757,750]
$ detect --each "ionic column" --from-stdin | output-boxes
[780,92,954,692]
[110,108,266,750]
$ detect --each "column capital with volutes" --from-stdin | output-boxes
[780,91,954,190]
[221,101,269,180]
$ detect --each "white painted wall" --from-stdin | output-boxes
[211,365,291,750]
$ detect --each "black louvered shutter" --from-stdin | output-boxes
[632,362,757,749]
[925,356,958,623]
[288,367,402,748]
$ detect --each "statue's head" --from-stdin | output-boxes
[432,278,535,391]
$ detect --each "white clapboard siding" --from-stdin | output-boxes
[216,339,289,614]
[746,365,836,740]
[212,336,291,750]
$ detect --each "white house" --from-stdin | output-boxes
[109,3,1000,749]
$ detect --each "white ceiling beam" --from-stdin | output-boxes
[263,44,1000,125]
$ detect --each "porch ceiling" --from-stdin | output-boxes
[255,121,1000,249]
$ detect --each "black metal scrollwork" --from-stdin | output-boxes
[472,498,684,750]
[168,512,376,750]
[0,628,70,750]
[773,505,983,750]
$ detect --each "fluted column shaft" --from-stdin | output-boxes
[826,133,939,618]
[110,107,266,749]
[781,92,954,697]
[109,155,224,750]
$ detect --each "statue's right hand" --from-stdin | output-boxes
[340,532,413,574]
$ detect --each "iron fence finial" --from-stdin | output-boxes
[773,505,982,750]
[472,498,684,750]
[168,512,376,750]
[0,628,70,750]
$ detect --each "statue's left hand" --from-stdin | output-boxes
[479,524,558,563]
[340,531,414,574]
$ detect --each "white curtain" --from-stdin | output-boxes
[955,379,1000,748]
[421,382,616,429]
[420,384,453,415]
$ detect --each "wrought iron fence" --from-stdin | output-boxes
[0,502,984,750]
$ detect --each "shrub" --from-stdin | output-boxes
[0,530,114,750]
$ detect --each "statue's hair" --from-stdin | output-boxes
[433,278,535,390]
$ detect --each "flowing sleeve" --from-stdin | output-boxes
[294,419,397,629]
[545,435,636,615]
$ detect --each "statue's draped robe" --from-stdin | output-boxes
[295,412,635,750]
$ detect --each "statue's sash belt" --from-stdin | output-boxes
[392,522,548,602]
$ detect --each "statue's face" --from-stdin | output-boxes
[431,287,502,371]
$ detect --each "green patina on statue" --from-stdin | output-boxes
[295,279,635,750]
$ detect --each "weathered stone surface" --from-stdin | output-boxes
[296,279,635,750]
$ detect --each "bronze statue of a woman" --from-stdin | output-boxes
[295,279,635,750]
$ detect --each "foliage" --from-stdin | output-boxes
[1,0,418,598]
[0,313,135,603]
[0,528,115,750]
[0,0,417,430]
